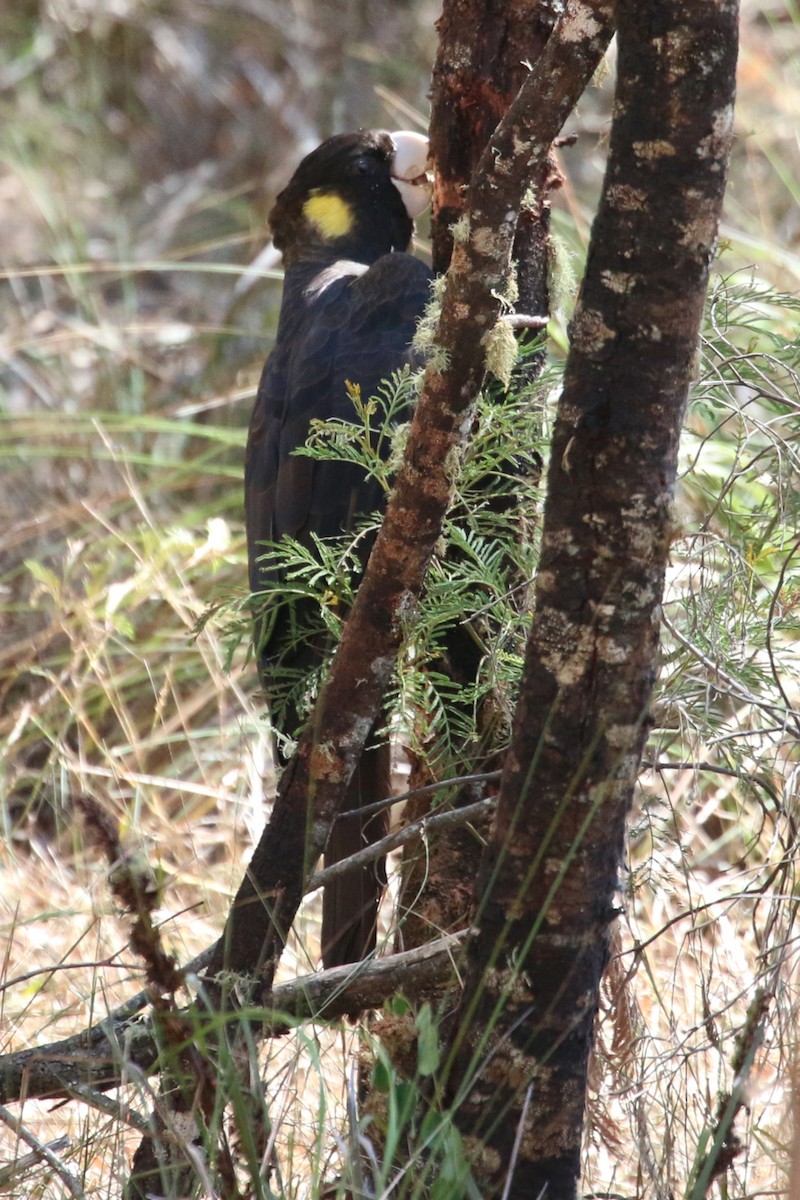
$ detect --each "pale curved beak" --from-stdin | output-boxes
[390,129,432,219]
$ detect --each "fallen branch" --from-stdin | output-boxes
[0,933,465,1105]
[0,777,494,1110]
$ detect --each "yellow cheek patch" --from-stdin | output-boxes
[303,190,354,240]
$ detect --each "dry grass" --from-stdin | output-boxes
[2,1,800,1196]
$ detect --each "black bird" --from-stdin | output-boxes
[245,129,433,967]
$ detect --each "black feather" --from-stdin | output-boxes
[244,130,433,967]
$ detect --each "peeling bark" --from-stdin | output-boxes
[398,0,615,958]
[443,3,740,1197]
[430,0,562,274]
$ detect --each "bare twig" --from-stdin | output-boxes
[336,768,502,823]
[0,1106,85,1198]
[307,796,496,893]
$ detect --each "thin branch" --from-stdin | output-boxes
[337,768,502,823]
[307,797,496,893]
[642,759,782,810]
[61,1083,153,1134]
[0,957,142,996]
[0,1137,69,1189]
[662,610,800,731]
[0,1105,85,1199]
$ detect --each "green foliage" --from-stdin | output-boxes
[300,368,419,492]
[400,379,544,765]
[654,274,800,778]
[358,1003,478,1200]
[229,336,550,775]
[249,531,368,738]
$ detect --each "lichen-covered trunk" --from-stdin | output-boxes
[429,0,561,275]
[397,0,558,959]
[443,3,740,1197]
[396,0,614,960]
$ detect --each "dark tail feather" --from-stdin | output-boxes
[321,739,390,968]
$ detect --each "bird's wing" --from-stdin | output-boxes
[245,252,432,601]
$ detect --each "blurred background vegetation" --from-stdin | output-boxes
[1,1,799,1196]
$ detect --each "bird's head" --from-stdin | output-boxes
[269,129,431,266]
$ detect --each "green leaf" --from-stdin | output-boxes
[372,1055,392,1094]
[415,1002,441,1077]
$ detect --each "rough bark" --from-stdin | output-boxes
[443,3,740,1198]
[203,0,616,1000]
[429,0,562,274]
[396,0,615,957]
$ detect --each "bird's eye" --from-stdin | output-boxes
[354,157,371,175]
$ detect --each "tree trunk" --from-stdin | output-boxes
[443,3,740,1197]
[396,0,613,960]
[430,0,561,274]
